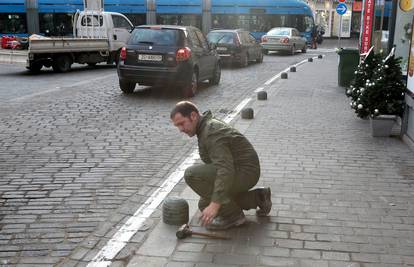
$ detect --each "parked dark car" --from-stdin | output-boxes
[117,25,221,97]
[207,29,263,67]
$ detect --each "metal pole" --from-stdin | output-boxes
[338,15,342,48]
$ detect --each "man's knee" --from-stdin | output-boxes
[184,166,197,186]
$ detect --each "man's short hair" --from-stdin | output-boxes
[170,101,199,119]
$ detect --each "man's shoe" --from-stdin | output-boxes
[206,211,246,231]
[256,187,272,217]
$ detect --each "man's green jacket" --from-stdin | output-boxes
[196,110,260,205]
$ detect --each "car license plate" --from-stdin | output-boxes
[216,47,227,51]
[138,54,162,61]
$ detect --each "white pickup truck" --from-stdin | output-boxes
[26,10,133,72]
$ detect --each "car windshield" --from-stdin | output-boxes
[207,32,234,44]
[129,28,180,46]
[267,29,290,36]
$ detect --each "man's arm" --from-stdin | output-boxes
[208,140,235,206]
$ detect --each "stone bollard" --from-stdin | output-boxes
[290,66,296,72]
[318,55,323,59]
[241,108,254,119]
[308,58,313,62]
[162,197,189,225]
[281,72,288,79]
[257,91,267,100]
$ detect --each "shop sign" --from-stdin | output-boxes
[353,1,362,11]
[361,0,375,54]
[407,18,414,94]
[400,0,414,12]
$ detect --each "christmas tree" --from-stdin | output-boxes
[363,48,406,118]
[346,47,382,118]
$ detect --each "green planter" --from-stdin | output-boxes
[337,48,360,87]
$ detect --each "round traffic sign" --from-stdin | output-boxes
[336,3,347,15]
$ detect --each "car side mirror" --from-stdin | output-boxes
[209,42,217,50]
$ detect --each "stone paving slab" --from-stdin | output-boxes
[127,52,414,267]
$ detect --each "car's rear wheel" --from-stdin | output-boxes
[301,45,307,53]
[209,63,221,85]
[290,45,295,55]
[256,51,263,63]
[119,79,135,94]
[240,52,249,67]
[182,70,198,98]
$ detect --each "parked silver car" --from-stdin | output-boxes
[260,27,307,55]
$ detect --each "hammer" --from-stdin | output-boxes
[176,224,230,240]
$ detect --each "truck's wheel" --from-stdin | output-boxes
[52,55,72,73]
[119,80,135,94]
[182,70,198,98]
[27,62,43,73]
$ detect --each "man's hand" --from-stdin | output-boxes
[200,202,221,226]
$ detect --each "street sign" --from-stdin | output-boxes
[336,3,347,15]
[338,0,346,2]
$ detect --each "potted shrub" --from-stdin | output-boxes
[347,47,406,136]
[362,48,405,136]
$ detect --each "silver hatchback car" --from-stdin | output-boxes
[260,27,307,55]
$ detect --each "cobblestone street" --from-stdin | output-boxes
[0,52,311,266]
[1,40,414,267]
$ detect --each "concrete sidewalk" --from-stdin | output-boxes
[0,47,27,64]
[123,49,414,267]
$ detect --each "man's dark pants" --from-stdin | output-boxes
[184,164,260,217]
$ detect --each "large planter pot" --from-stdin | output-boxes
[370,115,397,137]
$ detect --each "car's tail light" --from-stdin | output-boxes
[234,35,241,46]
[176,47,192,61]
[261,35,268,43]
[120,47,127,62]
[281,37,289,44]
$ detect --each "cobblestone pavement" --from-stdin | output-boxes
[0,52,311,266]
[126,51,414,266]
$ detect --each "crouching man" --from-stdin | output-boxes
[170,101,272,230]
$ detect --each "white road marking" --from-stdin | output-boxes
[264,66,290,85]
[254,87,264,93]
[87,97,252,267]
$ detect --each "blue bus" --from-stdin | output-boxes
[0,0,314,43]
[210,0,314,43]
[0,0,27,37]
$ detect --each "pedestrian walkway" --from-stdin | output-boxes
[123,48,414,267]
[0,47,27,64]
